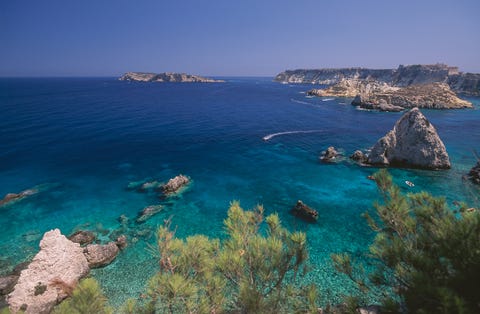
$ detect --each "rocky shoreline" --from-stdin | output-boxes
[276,63,480,96]
[119,72,225,83]
[307,79,472,111]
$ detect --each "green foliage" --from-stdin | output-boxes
[333,169,480,314]
[53,278,112,314]
[139,201,318,313]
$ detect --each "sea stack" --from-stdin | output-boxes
[367,108,450,169]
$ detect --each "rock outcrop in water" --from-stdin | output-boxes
[7,229,90,314]
[366,108,450,169]
[161,175,191,196]
[0,188,38,207]
[119,72,225,83]
[320,146,340,162]
[68,230,96,246]
[352,82,472,110]
[276,64,480,96]
[291,200,318,222]
[136,205,164,223]
[307,79,472,110]
[83,242,120,268]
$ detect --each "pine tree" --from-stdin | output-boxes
[134,201,318,313]
[332,169,480,313]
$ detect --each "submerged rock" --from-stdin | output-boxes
[291,200,318,222]
[0,188,39,207]
[468,161,480,184]
[7,229,89,314]
[367,108,450,169]
[83,242,119,268]
[161,175,191,196]
[136,205,164,223]
[320,146,339,162]
[68,230,96,246]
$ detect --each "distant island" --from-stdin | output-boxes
[275,64,480,96]
[119,72,225,83]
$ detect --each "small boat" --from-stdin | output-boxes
[405,180,415,187]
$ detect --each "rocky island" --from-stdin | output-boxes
[276,63,480,96]
[357,108,451,169]
[119,72,224,83]
[307,79,472,111]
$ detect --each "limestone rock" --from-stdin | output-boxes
[83,242,119,268]
[275,63,480,96]
[119,72,225,83]
[161,175,191,196]
[0,188,39,207]
[308,79,397,98]
[116,235,128,250]
[68,230,96,246]
[354,82,472,110]
[367,108,450,169]
[7,229,90,314]
[136,205,164,223]
[291,200,318,222]
[320,146,339,162]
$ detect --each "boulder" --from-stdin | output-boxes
[7,229,90,314]
[136,205,164,223]
[367,108,450,169]
[68,230,96,246]
[320,146,339,162]
[291,200,318,222]
[350,150,368,163]
[161,175,190,196]
[83,242,119,268]
[468,161,480,184]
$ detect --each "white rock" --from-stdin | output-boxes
[7,229,89,314]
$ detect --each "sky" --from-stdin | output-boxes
[1,0,479,77]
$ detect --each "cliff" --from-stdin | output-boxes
[275,64,480,96]
[308,80,472,110]
[119,72,225,83]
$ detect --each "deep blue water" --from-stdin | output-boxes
[0,77,479,306]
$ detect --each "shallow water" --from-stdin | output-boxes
[0,77,479,306]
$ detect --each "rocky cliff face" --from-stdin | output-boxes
[367,108,451,169]
[307,79,398,98]
[276,64,480,96]
[119,72,225,83]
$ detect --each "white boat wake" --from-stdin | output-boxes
[290,98,312,105]
[263,130,324,141]
[322,98,335,102]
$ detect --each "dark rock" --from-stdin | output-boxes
[350,150,368,163]
[468,161,480,184]
[367,108,450,169]
[0,188,38,207]
[136,205,163,223]
[68,230,96,246]
[0,275,18,295]
[320,146,339,162]
[83,242,119,268]
[291,200,318,222]
[161,175,191,196]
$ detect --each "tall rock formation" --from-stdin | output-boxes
[367,108,451,169]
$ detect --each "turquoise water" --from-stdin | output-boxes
[0,78,479,306]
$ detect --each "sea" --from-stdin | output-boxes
[0,77,479,307]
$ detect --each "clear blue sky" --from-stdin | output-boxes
[1,0,479,76]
